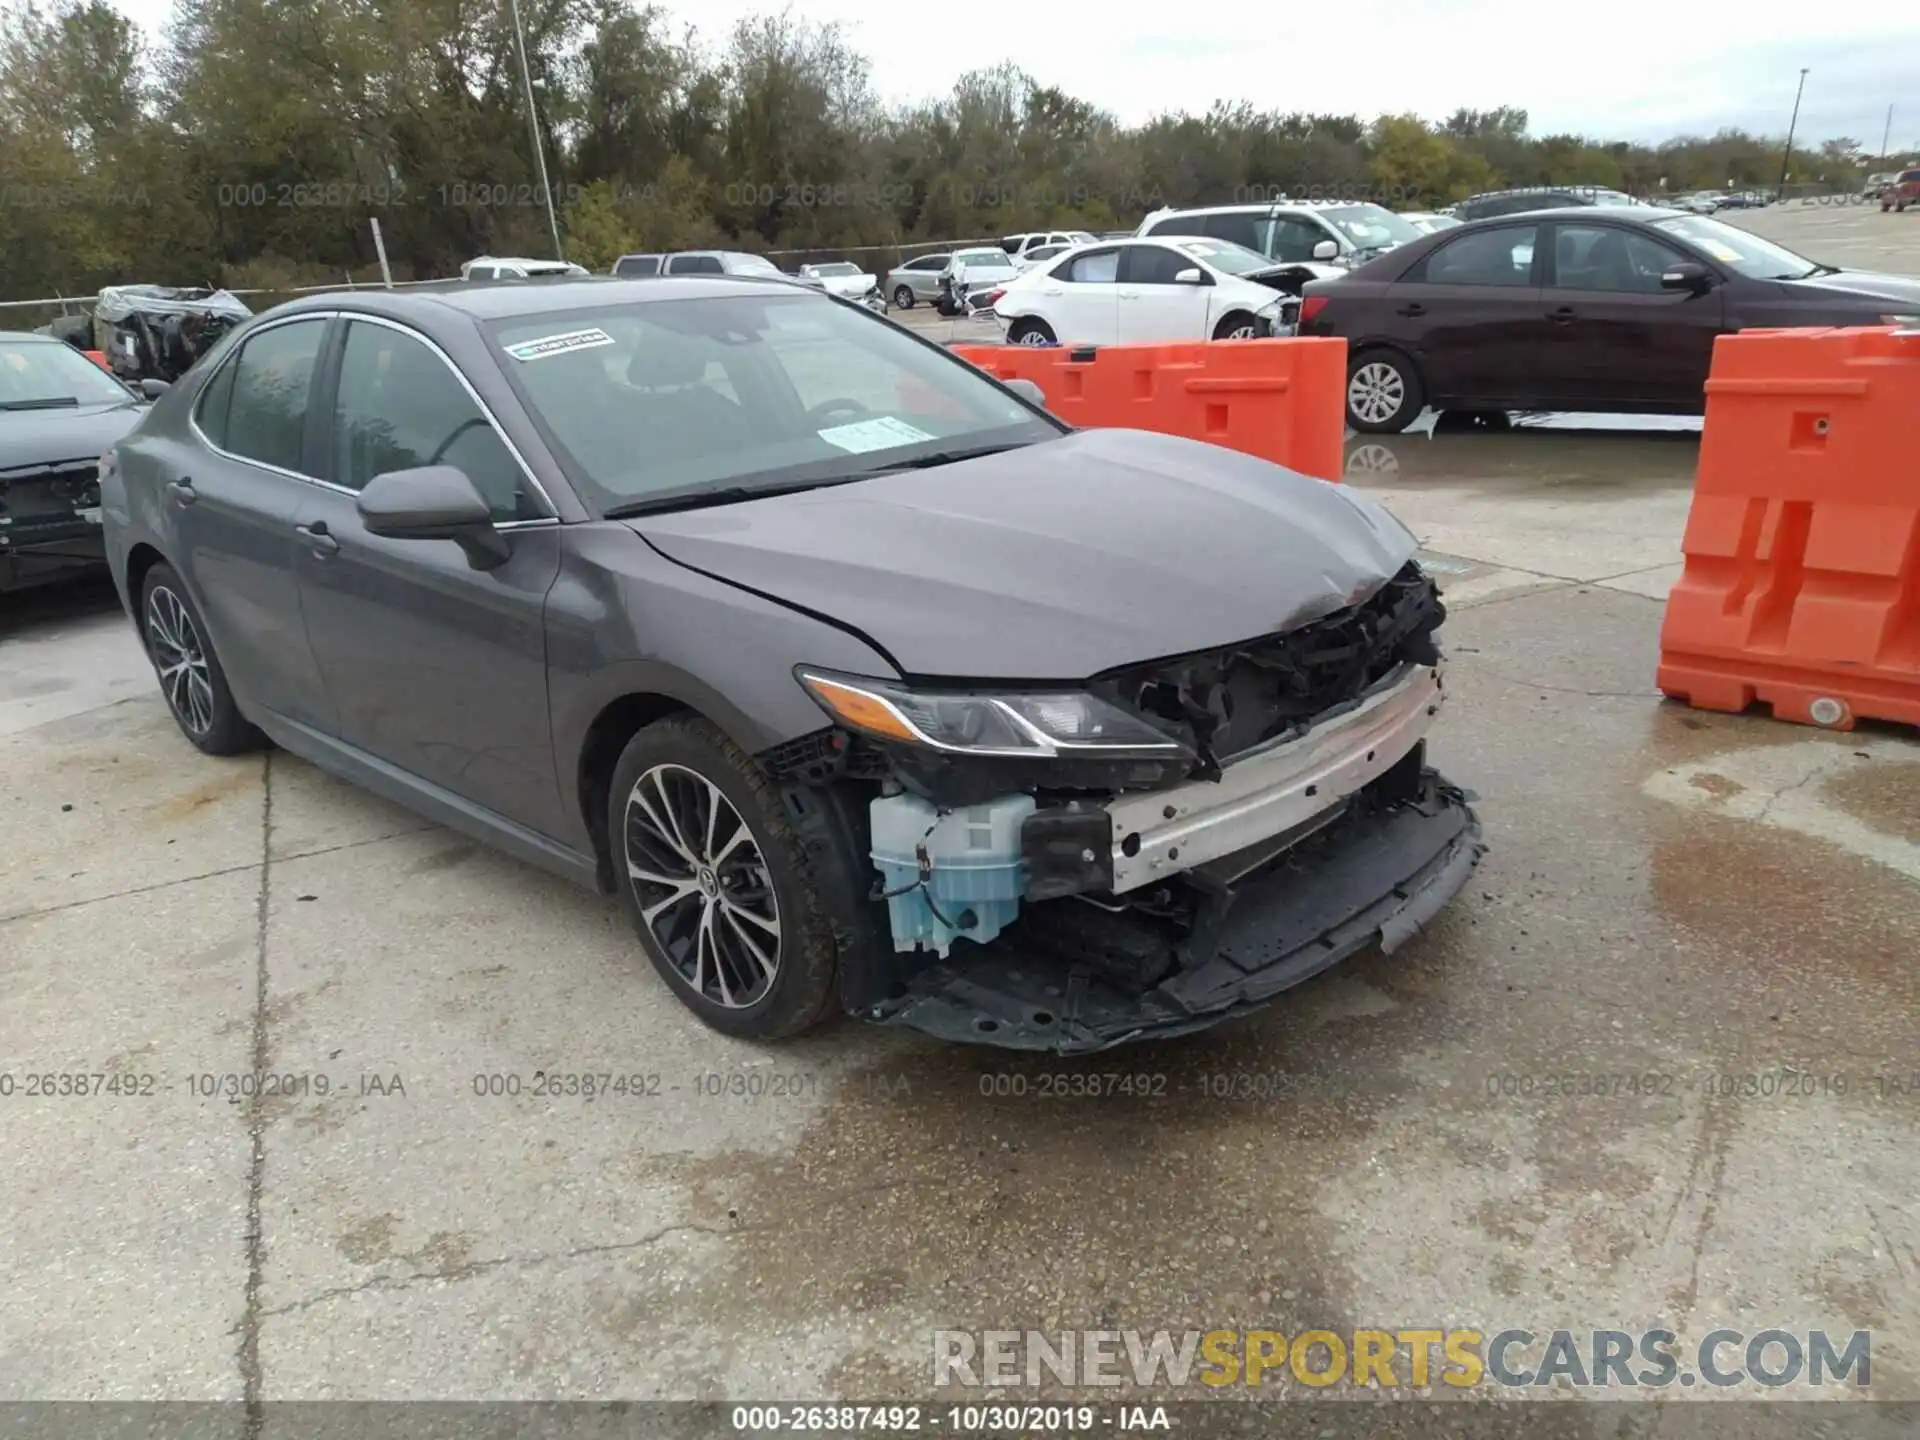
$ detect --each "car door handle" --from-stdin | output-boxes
[167,477,196,505]
[295,521,339,557]
[1395,303,1425,317]
[1549,307,1578,324]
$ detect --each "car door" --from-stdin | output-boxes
[289,316,569,837]
[1033,246,1122,344]
[907,255,946,299]
[1268,214,1338,264]
[172,314,337,730]
[1382,222,1546,406]
[1537,221,1727,409]
[1115,244,1214,341]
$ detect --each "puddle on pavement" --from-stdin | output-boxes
[1822,759,1920,846]
[1345,414,1700,490]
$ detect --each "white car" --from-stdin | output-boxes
[990,236,1306,346]
[1400,211,1463,235]
[937,247,1022,315]
[462,256,590,279]
[794,261,887,312]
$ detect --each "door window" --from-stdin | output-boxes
[1553,225,1690,293]
[906,256,945,271]
[1120,246,1200,284]
[1199,211,1269,252]
[330,321,537,521]
[218,319,327,473]
[1418,226,1538,286]
[1059,247,1121,282]
[466,265,497,280]
[1268,216,1333,263]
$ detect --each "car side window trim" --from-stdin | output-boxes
[322,312,560,526]
[187,312,340,486]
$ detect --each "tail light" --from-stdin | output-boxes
[1298,295,1329,326]
[979,289,1005,307]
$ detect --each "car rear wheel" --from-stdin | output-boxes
[139,562,267,755]
[892,285,914,309]
[1346,349,1423,433]
[1007,318,1056,346]
[1212,311,1261,341]
[610,715,840,1040]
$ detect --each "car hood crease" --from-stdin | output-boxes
[629,428,1417,679]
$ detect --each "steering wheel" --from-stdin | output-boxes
[428,417,491,466]
[805,398,872,424]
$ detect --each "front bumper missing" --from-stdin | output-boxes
[1106,662,1442,893]
[867,767,1484,1054]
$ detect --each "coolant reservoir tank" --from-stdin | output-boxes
[869,792,1036,957]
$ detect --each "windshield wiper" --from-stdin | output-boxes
[0,397,81,411]
[861,441,1032,474]
[601,475,868,520]
[1794,264,1842,278]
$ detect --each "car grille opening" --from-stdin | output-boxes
[1094,562,1444,773]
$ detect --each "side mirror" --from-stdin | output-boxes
[1312,239,1340,261]
[1003,377,1048,406]
[140,378,170,399]
[1661,262,1712,292]
[357,465,509,570]
[1173,267,1207,285]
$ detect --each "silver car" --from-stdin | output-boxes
[882,252,951,309]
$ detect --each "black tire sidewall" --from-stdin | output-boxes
[608,716,839,1039]
[1008,319,1055,345]
[1346,349,1423,433]
[138,562,263,755]
[893,286,914,308]
[1213,311,1259,341]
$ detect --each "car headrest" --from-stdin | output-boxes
[627,342,710,389]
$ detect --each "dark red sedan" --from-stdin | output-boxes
[1297,206,1920,432]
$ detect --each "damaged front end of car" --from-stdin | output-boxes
[759,561,1484,1054]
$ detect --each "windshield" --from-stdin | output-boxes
[1316,204,1423,250]
[1649,215,1822,279]
[726,254,784,276]
[0,340,133,409]
[488,294,1060,512]
[1172,238,1277,275]
[811,263,861,276]
[953,250,1013,269]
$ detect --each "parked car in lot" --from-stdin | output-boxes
[1298,206,1920,431]
[1400,212,1463,235]
[1,333,147,593]
[990,236,1302,345]
[882,252,950,309]
[1000,230,1098,262]
[462,257,590,280]
[1880,169,1920,212]
[1450,187,1640,221]
[794,261,887,312]
[1137,201,1419,270]
[100,275,1481,1052]
[937,248,1021,315]
[1675,192,1723,214]
[1010,241,1075,271]
[610,251,787,279]
[1863,171,1898,200]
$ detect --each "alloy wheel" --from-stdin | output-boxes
[1225,323,1258,340]
[623,763,781,1009]
[146,585,214,736]
[1017,327,1052,346]
[1349,362,1406,425]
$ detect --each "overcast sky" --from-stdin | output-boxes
[107,0,1920,154]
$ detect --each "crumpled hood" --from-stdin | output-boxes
[630,428,1419,680]
[819,273,876,298]
[1776,270,1920,306]
[0,399,145,474]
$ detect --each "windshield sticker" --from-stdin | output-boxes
[1699,241,1745,264]
[816,416,937,453]
[504,328,615,362]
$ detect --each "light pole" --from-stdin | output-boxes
[1882,105,1895,165]
[508,0,565,261]
[1778,67,1809,200]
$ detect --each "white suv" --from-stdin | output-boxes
[461,256,589,279]
[1136,202,1422,269]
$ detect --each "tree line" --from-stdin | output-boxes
[1,0,1908,306]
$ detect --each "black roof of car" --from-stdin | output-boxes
[1456,204,1683,224]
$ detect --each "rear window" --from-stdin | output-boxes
[614,256,660,276]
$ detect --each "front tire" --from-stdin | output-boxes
[610,716,840,1040]
[1006,317,1056,346]
[892,285,915,309]
[1212,311,1261,340]
[138,562,266,755]
[1346,348,1424,433]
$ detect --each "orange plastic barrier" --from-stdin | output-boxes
[83,350,111,371]
[947,337,1348,482]
[1657,325,1920,731]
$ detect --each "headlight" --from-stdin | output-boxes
[796,669,1187,758]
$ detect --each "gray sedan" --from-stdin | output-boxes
[102,276,1479,1053]
[881,252,950,309]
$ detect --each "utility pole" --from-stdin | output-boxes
[1778,68,1809,200]
[1881,105,1895,165]
[508,0,565,261]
